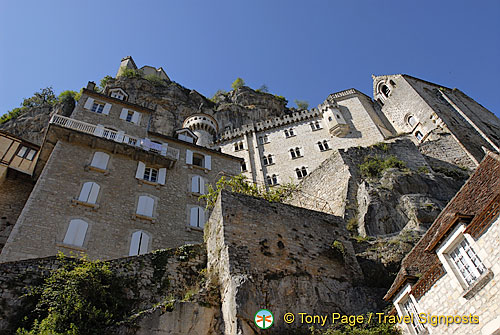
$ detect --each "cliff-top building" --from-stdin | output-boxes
[0,56,499,265]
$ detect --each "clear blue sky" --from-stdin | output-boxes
[1,1,499,118]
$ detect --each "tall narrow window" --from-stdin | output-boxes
[129,230,150,256]
[296,167,308,179]
[415,131,424,141]
[63,219,88,247]
[137,195,155,217]
[90,152,109,170]
[295,147,301,157]
[318,141,325,151]
[310,121,321,131]
[267,174,278,185]
[401,297,426,334]
[323,140,329,150]
[290,148,296,159]
[449,239,486,286]
[241,160,247,172]
[191,175,206,194]
[190,206,206,228]
[78,182,100,204]
[263,154,273,166]
[234,141,244,151]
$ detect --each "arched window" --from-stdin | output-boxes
[318,141,324,151]
[323,140,329,150]
[190,206,206,228]
[272,174,278,185]
[78,182,100,204]
[90,152,109,170]
[129,230,150,256]
[381,85,390,97]
[295,148,301,157]
[137,195,155,217]
[415,131,424,141]
[241,161,247,172]
[296,167,308,179]
[407,115,417,127]
[290,148,296,159]
[63,219,88,247]
[191,175,206,194]
[263,155,273,166]
[266,175,272,185]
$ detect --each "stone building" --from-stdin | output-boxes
[384,151,500,335]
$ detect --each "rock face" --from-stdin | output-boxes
[205,190,388,334]
[0,105,53,145]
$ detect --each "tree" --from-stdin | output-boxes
[231,77,245,90]
[22,87,57,108]
[294,99,309,110]
[256,84,269,93]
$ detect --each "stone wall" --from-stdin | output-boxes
[0,170,34,252]
[0,244,210,334]
[205,190,387,334]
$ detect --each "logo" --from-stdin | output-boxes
[254,309,274,329]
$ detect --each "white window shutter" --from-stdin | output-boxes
[137,196,154,217]
[64,219,88,247]
[186,150,193,165]
[132,111,141,125]
[119,108,128,120]
[129,231,141,256]
[87,183,100,204]
[191,176,199,193]
[199,208,205,228]
[103,103,112,115]
[91,152,109,170]
[145,197,154,217]
[205,155,211,170]
[84,97,94,110]
[135,161,146,179]
[139,233,150,255]
[158,168,166,185]
[200,177,205,195]
[17,146,27,157]
[190,207,198,227]
[79,182,92,202]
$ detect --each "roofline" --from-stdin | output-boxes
[83,88,155,114]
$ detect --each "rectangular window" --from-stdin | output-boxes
[449,239,486,286]
[190,206,205,228]
[144,167,158,183]
[126,111,134,122]
[401,297,426,334]
[310,121,322,131]
[17,146,37,161]
[91,102,105,114]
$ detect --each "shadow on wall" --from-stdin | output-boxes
[338,106,361,139]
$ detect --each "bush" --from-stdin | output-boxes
[294,99,309,110]
[231,77,245,90]
[359,155,407,178]
[144,74,166,86]
[417,166,430,174]
[256,84,269,93]
[1,87,58,124]
[118,67,142,78]
[99,75,114,91]
[17,253,129,335]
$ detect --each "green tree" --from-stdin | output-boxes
[256,84,269,93]
[99,75,114,91]
[22,87,57,108]
[294,99,309,110]
[231,77,245,90]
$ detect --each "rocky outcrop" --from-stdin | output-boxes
[0,105,53,145]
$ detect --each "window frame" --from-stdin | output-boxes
[16,146,37,161]
[393,284,427,335]
[91,102,105,114]
[190,206,206,229]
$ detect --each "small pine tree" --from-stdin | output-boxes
[231,77,245,90]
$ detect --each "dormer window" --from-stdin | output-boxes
[109,88,128,101]
[176,129,198,144]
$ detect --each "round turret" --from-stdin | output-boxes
[183,114,218,148]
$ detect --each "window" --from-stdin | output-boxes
[328,116,333,122]
[78,182,100,204]
[407,115,417,127]
[110,91,125,100]
[310,121,322,131]
[234,141,244,151]
[295,167,308,179]
[318,140,330,152]
[263,154,273,166]
[90,152,109,170]
[186,150,211,170]
[381,84,391,97]
[191,175,206,194]
[137,195,155,217]
[284,128,295,138]
[258,135,269,144]
[17,146,37,161]
[241,160,247,172]
[63,219,88,247]
[144,167,158,183]
[129,230,150,256]
[290,147,301,159]
[126,111,134,122]
[401,296,426,334]
[190,206,206,228]
[91,102,105,114]
[266,174,278,186]
[119,108,141,124]
[449,238,486,287]
[415,131,424,141]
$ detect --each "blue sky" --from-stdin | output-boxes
[1,1,499,118]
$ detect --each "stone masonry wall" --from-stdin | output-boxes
[206,190,388,335]
[0,244,209,334]
[412,216,500,335]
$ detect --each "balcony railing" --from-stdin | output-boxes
[50,114,179,161]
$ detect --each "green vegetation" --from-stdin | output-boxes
[373,142,389,152]
[58,90,80,103]
[346,217,359,233]
[118,67,142,78]
[144,74,167,86]
[417,166,430,174]
[1,87,58,125]
[294,99,309,110]
[331,240,345,255]
[359,155,407,178]
[199,174,296,209]
[210,89,228,103]
[231,77,245,90]
[256,84,269,93]
[17,253,129,335]
[99,75,114,91]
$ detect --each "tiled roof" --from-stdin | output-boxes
[384,151,500,301]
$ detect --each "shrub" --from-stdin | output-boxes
[417,166,430,174]
[256,84,269,93]
[294,99,309,110]
[99,75,114,91]
[359,155,407,178]
[118,67,142,78]
[17,253,129,335]
[231,77,245,90]
[144,74,166,86]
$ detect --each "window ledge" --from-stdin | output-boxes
[291,156,303,160]
[285,135,296,138]
[71,199,99,210]
[187,164,209,174]
[137,178,161,189]
[263,163,275,167]
[85,165,110,175]
[132,213,156,223]
[320,148,332,152]
[463,269,494,300]
[187,225,204,232]
[311,128,322,132]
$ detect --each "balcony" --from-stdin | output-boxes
[50,115,180,161]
